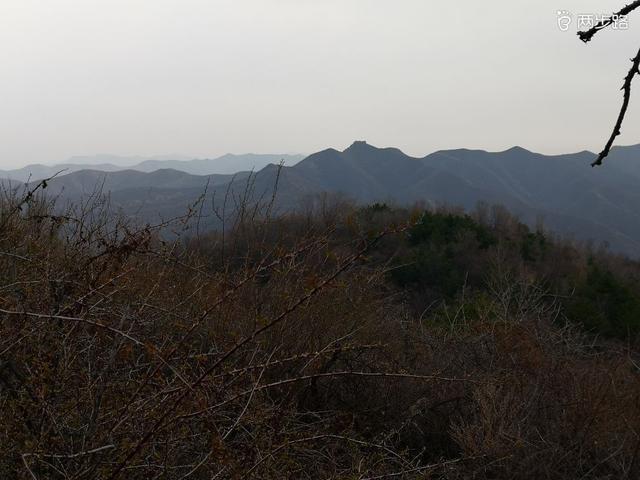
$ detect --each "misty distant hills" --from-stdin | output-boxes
[34,169,250,198]
[0,153,304,182]
[12,169,253,224]
[0,163,124,182]
[64,154,195,166]
[8,141,640,256]
[131,154,305,175]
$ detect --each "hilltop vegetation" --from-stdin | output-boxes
[1,185,640,479]
[380,205,640,341]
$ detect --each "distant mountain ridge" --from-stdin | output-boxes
[131,154,305,175]
[8,141,640,256]
[64,154,195,166]
[0,153,305,182]
[275,141,640,255]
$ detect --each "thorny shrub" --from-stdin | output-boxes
[0,182,639,479]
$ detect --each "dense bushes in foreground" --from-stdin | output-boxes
[1,185,640,479]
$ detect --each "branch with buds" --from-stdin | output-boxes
[578,2,640,166]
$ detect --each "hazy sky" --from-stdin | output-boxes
[1,0,639,167]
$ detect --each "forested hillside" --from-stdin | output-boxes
[2,183,640,479]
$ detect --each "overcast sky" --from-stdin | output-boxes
[1,0,639,167]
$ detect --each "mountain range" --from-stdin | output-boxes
[5,141,640,256]
[0,153,305,182]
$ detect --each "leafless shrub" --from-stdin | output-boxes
[1,180,640,479]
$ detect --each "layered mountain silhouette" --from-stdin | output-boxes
[6,141,640,256]
[0,153,304,182]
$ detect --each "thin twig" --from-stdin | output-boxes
[107,228,400,480]
[23,444,115,459]
[181,370,477,420]
[245,434,409,477]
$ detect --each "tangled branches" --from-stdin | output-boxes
[3,181,640,479]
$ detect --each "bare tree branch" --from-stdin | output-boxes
[578,1,640,42]
[591,47,640,166]
[577,2,640,166]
